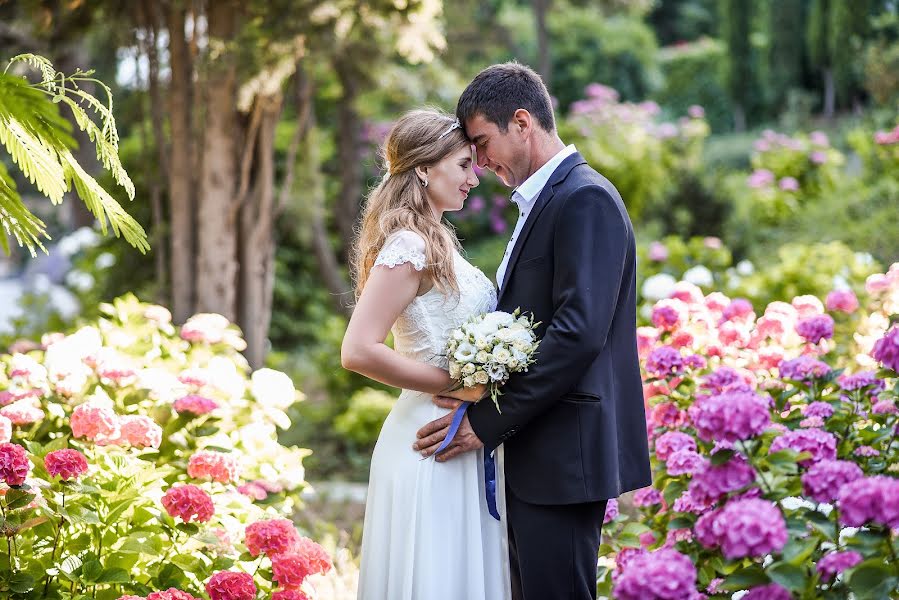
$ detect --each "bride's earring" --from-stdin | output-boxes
[420,179,429,188]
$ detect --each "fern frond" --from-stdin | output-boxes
[0,161,48,257]
[5,53,57,87]
[0,116,68,203]
[55,94,133,198]
[60,150,149,254]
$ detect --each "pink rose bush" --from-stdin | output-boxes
[600,263,899,598]
[0,295,334,598]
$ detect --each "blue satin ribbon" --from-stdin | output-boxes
[434,401,500,520]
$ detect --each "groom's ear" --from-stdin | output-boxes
[512,109,532,139]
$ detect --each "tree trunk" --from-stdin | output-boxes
[733,103,746,133]
[239,96,282,368]
[533,0,552,87]
[333,59,363,259]
[139,0,168,303]
[823,67,835,119]
[195,1,240,321]
[166,2,196,322]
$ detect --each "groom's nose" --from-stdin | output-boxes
[475,149,489,169]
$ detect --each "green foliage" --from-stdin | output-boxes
[719,0,762,124]
[657,37,732,131]
[0,54,148,256]
[547,7,660,109]
[333,387,397,446]
[767,0,805,110]
[0,294,325,599]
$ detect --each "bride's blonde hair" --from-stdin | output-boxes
[352,109,469,298]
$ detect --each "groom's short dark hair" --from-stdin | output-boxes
[456,62,556,133]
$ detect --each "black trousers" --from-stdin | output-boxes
[505,483,607,600]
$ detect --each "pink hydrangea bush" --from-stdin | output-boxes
[0,295,331,598]
[597,263,899,598]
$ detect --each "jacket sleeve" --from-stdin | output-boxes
[468,184,629,449]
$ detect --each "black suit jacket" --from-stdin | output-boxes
[468,152,652,505]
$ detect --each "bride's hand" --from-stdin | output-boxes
[442,383,488,403]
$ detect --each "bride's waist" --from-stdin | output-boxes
[389,389,452,423]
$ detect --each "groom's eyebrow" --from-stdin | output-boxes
[470,134,486,145]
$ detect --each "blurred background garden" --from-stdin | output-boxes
[1,0,898,574]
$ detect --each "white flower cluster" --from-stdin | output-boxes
[445,309,539,411]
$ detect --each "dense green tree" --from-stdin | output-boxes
[720,0,759,130]
[767,0,806,110]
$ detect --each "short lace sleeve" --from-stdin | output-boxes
[374,230,427,271]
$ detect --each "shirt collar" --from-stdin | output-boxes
[512,144,577,210]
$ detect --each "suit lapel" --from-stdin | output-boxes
[497,153,587,305]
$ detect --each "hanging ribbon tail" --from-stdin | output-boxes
[433,401,500,521]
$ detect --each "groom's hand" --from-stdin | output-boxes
[414,412,483,461]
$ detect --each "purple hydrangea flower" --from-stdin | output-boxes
[689,457,756,505]
[713,498,788,559]
[854,445,880,457]
[872,399,897,414]
[743,583,792,600]
[747,169,775,189]
[603,499,619,524]
[722,298,754,322]
[613,548,698,600]
[872,326,899,372]
[837,476,899,528]
[672,489,712,514]
[645,346,684,378]
[779,356,832,381]
[654,431,697,461]
[837,371,884,392]
[817,550,863,580]
[633,487,663,507]
[689,390,771,443]
[700,366,754,394]
[801,459,863,503]
[795,314,835,344]
[769,428,837,466]
[802,401,834,419]
[667,449,708,476]
[683,354,707,370]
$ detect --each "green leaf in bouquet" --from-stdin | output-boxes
[9,572,35,593]
[718,565,769,591]
[847,560,898,600]
[765,561,808,593]
[781,536,819,565]
[237,551,255,562]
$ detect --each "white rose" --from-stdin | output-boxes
[462,363,476,376]
[507,358,519,370]
[475,337,489,350]
[476,351,490,363]
[452,329,465,341]
[512,349,528,364]
[474,370,489,385]
[493,347,512,364]
[483,311,515,327]
[463,376,476,387]
[449,363,461,379]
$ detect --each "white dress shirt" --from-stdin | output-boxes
[496,144,577,289]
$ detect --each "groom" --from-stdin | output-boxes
[414,62,652,599]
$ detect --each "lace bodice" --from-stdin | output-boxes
[374,230,497,368]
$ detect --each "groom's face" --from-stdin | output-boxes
[464,114,529,188]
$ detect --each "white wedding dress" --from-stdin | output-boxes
[357,230,511,600]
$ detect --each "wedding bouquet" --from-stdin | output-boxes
[445,309,540,411]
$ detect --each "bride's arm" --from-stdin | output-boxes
[341,263,454,394]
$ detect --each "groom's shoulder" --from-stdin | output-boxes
[562,161,624,206]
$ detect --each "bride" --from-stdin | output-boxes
[341,109,511,600]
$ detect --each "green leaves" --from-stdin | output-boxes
[0,55,149,255]
[847,560,899,600]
